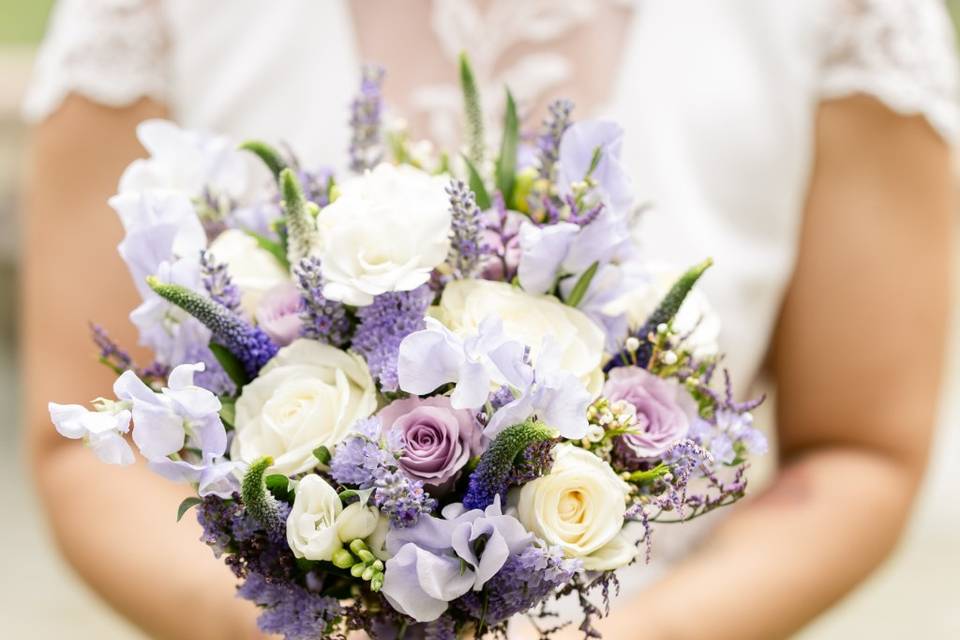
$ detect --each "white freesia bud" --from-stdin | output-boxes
[365,515,392,561]
[286,475,344,562]
[336,502,380,543]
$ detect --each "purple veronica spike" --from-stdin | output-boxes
[292,256,350,347]
[353,285,433,392]
[349,65,386,173]
[146,277,278,378]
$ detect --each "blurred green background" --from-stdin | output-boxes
[0,2,958,638]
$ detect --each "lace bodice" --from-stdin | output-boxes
[23,0,960,144]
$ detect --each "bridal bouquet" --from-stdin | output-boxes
[49,59,766,639]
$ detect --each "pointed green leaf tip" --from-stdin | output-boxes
[459,52,485,169]
[463,154,491,210]
[176,496,203,522]
[495,89,519,204]
[241,456,284,533]
[645,257,713,332]
[279,168,320,266]
[462,420,556,510]
[565,261,599,308]
[239,140,287,180]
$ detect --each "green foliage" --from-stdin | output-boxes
[209,342,248,388]
[495,90,519,204]
[463,154,491,210]
[241,456,284,532]
[645,258,713,331]
[245,230,290,271]
[313,445,331,465]
[219,396,236,428]
[239,140,287,180]
[564,261,599,308]
[459,52,485,169]
[279,168,320,265]
[176,496,203,522]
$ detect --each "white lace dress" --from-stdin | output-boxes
[22,0,960,609]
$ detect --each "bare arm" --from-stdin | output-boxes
[552,96,953,639]
[21,96,265,640]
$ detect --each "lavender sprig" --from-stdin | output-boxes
[199,249,242,314]
[537,99,574,182]
[349,65,385,174]
[445,180,484,279]
[292,256,351,347]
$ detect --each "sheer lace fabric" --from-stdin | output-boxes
[820,0,960,141]
[22,0,168,121]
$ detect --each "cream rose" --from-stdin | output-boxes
[287,474,344,561]
[232,339,377,475]
[605,265,721,359]
[433,279,606,395]
[207,228,289,317]
[315,163,451,306]
[516,445,636,570]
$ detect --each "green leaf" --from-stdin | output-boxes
[209,342,248,388]
[338,489,359,502]
[239,140,287,180]
[462,154,491,210]
[176,497,203,522]
[265,474,294,502]
[313,445,331,465]
[585,145,603,179]
[219,397,236,429]
[459,52,485,168]
[244,231,290,271]
[565,261,600,308]
[495,90,519,204]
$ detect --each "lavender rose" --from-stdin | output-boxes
[603,366,694,462]
[377,396,483,490]
[254,282,303,346]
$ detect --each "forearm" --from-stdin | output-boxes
[35,444,265,640]
[596,447,918,640]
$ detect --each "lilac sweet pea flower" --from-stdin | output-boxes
[48,403,134,465]
[382,497,532,622]
[485,338,592,439]
[557,120,634,214]
[112,363,239,497]
[604,366,695,463]
[397,316,522,409]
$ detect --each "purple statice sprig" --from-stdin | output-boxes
[329,419,437,527]
[456,544,580,629]
[239,572,344,640]
[352,285,433,393]
[445,179,484,279]
[199,249,242,314]
[689,368,767,464]
[349,65,386,174]
[293,256,351,348]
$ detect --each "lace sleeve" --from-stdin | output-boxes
[819,0,960,143]
[21,0,169,122]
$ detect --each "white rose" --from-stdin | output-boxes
[232,339,377,475]
[207,229,289,317]
[434,279,606,395]
[315,163,451,306]
[605,265,721,359]
[336,502,380,543]
[516,445,636,571]
[287,474,343,561]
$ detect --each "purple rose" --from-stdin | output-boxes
[377,396,483,489]
[603,366,693,462]
[254,282,303,346]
